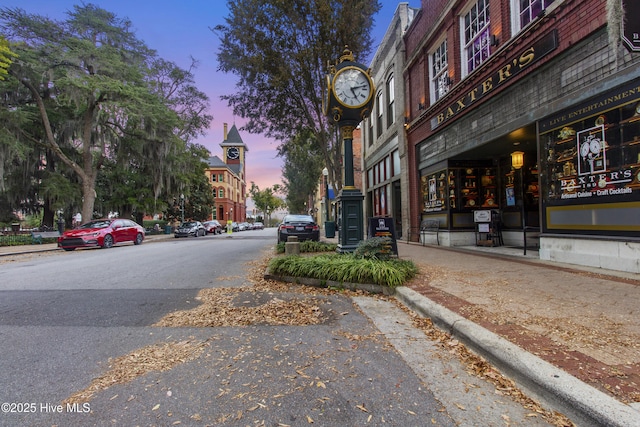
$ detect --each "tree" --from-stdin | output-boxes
[0,5,209,224]
[0,36,17,80]
[1,5,212,226]
[214,0,380,194]
[281,131,324,213]
[248,182,285,226]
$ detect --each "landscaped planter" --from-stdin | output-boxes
[263,270,395,295]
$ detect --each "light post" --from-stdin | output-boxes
[322,167,330,222]
[180,193,185,223]
[511,151,526,251]
[323,167,336,238]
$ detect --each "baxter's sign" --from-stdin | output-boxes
[433,30,558,129]
[622,0,640,52]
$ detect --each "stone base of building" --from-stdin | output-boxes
[540,236,640,274]
[419,230,639,274]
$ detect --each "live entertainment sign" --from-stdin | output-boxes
[622,0,640,52]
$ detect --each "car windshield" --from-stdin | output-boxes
[79,220,111,229]
[181,222,197,227]
[283,215,314,223]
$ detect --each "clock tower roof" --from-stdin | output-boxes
[220,123,248,151]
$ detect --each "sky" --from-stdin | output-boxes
[2,1,417,193]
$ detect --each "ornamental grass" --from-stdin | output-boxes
[268,253,418,288]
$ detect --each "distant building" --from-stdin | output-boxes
[204,123,248,223]
[362,3,418,239]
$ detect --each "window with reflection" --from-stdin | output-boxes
[462,0,490,76]
[431,39,449,103]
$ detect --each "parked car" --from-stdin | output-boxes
[58,218,145,251]
[277,214,320,243]
[203,220,223,234]
[238,222,250,231]
[231,222,239,232]
[253,222,264,230]
[174,221,206,238]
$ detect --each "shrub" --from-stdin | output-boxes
[275,240,337,253]
[354,236,394,260]
[268,253,417,288]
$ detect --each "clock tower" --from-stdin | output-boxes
[204,123,249,224]
[221,123,248,167]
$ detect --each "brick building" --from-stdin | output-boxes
[399,0,640,272]
[205,123,247,223]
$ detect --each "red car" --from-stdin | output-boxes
[58,218,145,251]
[203,220,223,234]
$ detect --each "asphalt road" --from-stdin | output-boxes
[0,229,552,426]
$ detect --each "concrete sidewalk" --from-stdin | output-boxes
[391,241,640,426]
[3,233,639,425]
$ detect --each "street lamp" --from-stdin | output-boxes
[180,193,185,223]
[322,167,329,222]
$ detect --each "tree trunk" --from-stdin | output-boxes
[81,180,96,223]
[42,201,55,228]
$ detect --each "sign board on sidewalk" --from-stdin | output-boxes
[473,210,492,223]
[367,217,398,256]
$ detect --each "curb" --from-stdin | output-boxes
[395,287,640,427]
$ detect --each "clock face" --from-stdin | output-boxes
[580,142,590,157]
[227,147,239,160]
[590,138,601,154]
[333,67,372,108]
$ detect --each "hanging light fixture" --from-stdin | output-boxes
[511,151,524,169]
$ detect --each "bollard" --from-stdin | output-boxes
[285,235,300,255]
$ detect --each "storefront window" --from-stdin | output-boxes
[421,170,447,212]
[541,105,639,206]
[539,81,640,236]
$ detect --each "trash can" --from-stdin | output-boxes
[325,221,335,238]
[164,225,172,234]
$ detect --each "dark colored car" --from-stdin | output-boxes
[174,221,206,238]
[277,214,320,243]
[203,220,223,234]
[58,218,145,251]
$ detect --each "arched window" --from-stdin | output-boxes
[218,188,225,198]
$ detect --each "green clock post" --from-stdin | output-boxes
[324,47,375,252]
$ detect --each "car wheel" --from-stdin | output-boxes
[102,234,114,249]
[134,233,143,245]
